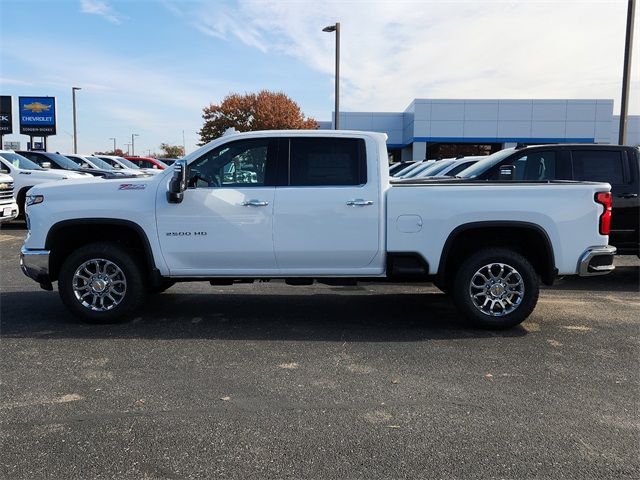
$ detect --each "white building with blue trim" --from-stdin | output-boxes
[321,99,640,161]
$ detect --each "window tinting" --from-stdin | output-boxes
[572,150,625,184]
[289,138,366,186]
[188,138,270,188]
[510,151,556,180]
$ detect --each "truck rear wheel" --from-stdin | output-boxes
[58,242,147,323]
[452,248,539,329]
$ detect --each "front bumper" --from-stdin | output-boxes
[578,245,616,276]
[20,246,51,287]
[0,202,19,223]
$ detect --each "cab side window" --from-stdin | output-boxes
[188,138,271,188]
[571,150,626,185]
[288,137,367,186]
[508,151,557,180]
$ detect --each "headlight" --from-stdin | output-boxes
[26,194,44,206]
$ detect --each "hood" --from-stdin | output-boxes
[28,171,161,196]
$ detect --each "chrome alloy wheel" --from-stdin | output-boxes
[469,263,525,317]
[72,258,127,311]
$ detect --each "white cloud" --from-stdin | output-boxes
[80,0,123,24]
[165,0,639,114]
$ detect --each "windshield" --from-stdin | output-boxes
[85,156,115,170]
[457,148,516,178]
[0,152,44,170]
[43,153,80,170]
[114,157,141,169]
[408,160,455,178]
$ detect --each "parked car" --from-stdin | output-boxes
[22,130,615,329]
[0,151,87,217]
[0,171,19,223]
[432,156,483,177]
[124,156,168,170]
[16,151,104,177]
[389,161,415,175]
[64,154,145,177]
[457,144,640,256]
[393,160,434,177]
[96,155,161,175]
[403,159,456,178]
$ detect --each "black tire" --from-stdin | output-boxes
[149,279,176,294]
[451,248,539,329]
[58,242,147,323]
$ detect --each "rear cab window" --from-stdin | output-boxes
[571,150,629,185]
[287,137,367,186]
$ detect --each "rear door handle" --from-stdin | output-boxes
[242,199,269,207]
[346,199,374,206]
[616,193,638,199]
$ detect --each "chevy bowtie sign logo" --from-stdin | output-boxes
[18,96,56,136]
[0,96,12,134]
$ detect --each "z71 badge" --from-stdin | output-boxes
[119,184,146,190]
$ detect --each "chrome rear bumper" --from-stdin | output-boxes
[578,245,616,276]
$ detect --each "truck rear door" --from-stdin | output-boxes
[273,136,383,274]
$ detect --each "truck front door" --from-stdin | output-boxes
[156,137,278,275]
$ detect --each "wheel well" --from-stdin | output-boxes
[46,220,155,282]
[438,223,556,287]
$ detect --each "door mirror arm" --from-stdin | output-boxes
[168,160,187,204]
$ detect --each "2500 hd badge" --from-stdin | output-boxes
[166,231,207,236]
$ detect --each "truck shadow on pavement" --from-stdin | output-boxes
[1,290,530,341]
[546,265,639,292]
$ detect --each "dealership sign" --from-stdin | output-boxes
[0,96,12,134]
[19,96,56,135]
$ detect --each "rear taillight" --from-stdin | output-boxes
[595,192,612,236]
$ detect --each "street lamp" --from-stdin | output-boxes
[72,87,81,153]
[124,143,131,155]
[109,137,116,153]
[131,133,139,156]
[323,22,340,130]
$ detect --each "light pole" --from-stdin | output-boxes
[124,143,131,155]
[109,137,116,153]
[619,0,635,145]
[131,133,139,156]
[72,87,81,153]
[323,22,340,130]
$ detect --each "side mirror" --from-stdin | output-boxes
[498,165,516,181]
[41,162,52,169]
[168,160,187,204]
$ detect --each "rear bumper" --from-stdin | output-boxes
[578,245,616,276]
[20,246,51,285]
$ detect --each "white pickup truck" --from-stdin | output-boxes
[21,130,616,328]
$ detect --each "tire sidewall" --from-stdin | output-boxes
[452,248,539,329]
[58,243,146,323]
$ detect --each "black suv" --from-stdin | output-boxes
[458,144,640,256]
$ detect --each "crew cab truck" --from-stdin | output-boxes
[0,172,19,223]
[21,130,616,329]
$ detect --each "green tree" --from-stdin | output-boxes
[198,90,318,145]
[159,143,185,158]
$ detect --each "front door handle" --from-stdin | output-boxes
[242,199,269,207]
[616,193,638,199]
[346,199,374,206]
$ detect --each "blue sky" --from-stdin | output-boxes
[0,0,637,155]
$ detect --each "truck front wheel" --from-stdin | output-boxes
[452,248,539,329]
[58,242,147,323]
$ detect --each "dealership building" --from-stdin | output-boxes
[321,99,640,161]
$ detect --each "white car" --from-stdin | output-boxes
[0,171,19,223]
[22,130,615,329]
[0,150,87,217]
[95,155,159,175]
[65,154,146,177]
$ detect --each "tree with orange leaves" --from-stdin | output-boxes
[198,90,318,145]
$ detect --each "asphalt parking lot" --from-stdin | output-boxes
[1,223,639,480]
